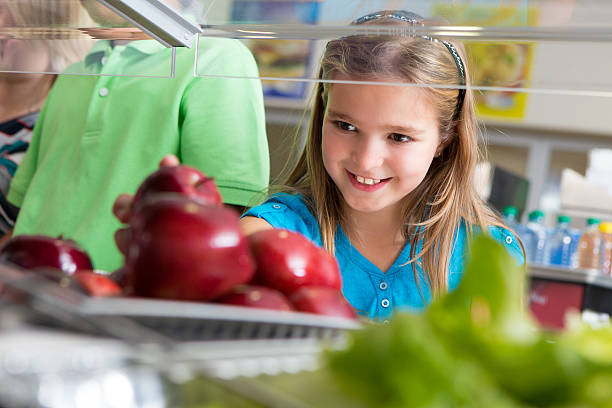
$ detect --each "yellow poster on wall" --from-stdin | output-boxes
[433,4,538,121]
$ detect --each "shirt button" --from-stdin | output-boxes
[99,87,109,97]
[505,236,513,244]
[379,282,387,290]
[383,320,390,325]
[101,56,108,65]
[381,298,390,308]
[272,204,281,209]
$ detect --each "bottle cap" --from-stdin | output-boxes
[599,222,612,234]
[557,215,570,224]
[587,217,600,226]
[502,206,517,216]
[528,210,544,221]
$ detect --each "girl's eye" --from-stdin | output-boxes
[389,133,413,143]
[335,121,356,132]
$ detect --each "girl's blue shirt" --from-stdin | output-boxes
[243,193,524,320]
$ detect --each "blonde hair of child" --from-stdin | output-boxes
[6,0,93,72]
[285,14,510,296]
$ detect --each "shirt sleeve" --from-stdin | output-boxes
[7,103,46,209]
[489,225,525,266]
[242,195,323,246]
[0,142,29,232]
[179,38,270,208]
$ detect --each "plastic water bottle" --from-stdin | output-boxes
[546,215,575,267]
[577,218,602,272]
[600,222,612,275]
[501,206,520,230]
[521,210,547,264]
[569,228,582,268]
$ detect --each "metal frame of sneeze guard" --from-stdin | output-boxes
[96,0,202,47]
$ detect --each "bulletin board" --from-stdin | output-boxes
[433,4,538,121]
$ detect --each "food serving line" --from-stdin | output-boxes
[4,247,612,406]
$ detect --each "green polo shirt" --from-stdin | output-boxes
[8,38,269,272]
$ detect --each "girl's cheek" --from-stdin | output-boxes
[396,149,435,177]
[321,133,336,168]
[321,130,341,159]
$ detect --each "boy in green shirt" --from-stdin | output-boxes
[7,5,269,272]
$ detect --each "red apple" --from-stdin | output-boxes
[126,194,254,301]
[133,165,222,207]
[73,271,122,297]
[248,229,342,295]
[217,285,294,311]
[0,235,94,275]
[290,287,356,319]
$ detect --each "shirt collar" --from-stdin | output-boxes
[84,39,166,67]
[125,39,166,55]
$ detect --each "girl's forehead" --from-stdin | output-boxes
[326,75,438,121]
[327,73,407,88]
[327,73,432,100]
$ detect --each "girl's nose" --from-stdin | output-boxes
[351,137,384,170]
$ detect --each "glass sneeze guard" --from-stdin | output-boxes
[193,0,612,107]
[3,0,612,91]
[0,0,191,77]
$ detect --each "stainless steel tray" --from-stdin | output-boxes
[0,263,360,344]
[80,296,361,342]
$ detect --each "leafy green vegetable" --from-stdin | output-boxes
[325,236,612,408]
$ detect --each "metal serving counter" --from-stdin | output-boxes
[0,262,359,408]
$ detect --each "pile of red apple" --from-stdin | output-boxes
[121,165,355,319]
[0,165,355,319]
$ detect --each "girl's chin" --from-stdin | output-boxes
[342,197,393,215]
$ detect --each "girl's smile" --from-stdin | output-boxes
[346,170,391,191]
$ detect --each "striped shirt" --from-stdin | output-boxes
[0,112,37,235]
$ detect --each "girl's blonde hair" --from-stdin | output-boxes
[6,0,93,72]
[284,11,510,296]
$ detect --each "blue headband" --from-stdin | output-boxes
[352,10,466,122]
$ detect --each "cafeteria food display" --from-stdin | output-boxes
[0,165,354,318]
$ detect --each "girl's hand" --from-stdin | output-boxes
[113,155,180,255]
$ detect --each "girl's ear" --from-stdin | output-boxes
[435,137,452,157]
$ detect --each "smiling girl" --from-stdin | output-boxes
[239,10,524,320]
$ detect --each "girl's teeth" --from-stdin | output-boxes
[355,175,380,185]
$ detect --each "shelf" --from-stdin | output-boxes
[560,208,612,224]
[528,263,612,289]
